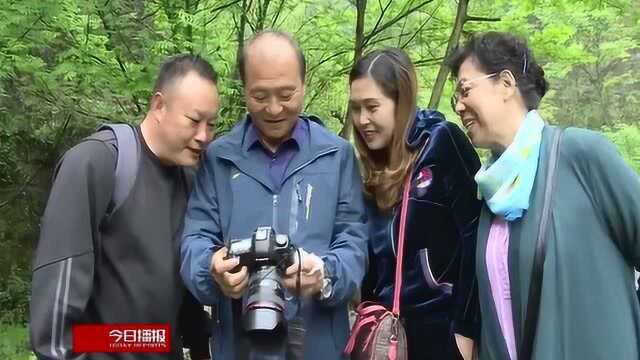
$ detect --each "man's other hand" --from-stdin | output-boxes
[210,247,249,299]
[283,249,324,298]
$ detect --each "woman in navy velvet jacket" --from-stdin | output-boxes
[349,48,481,359]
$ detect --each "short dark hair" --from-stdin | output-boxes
[447,31,549,110]
[237,30,306,85]
[152,54,218,94]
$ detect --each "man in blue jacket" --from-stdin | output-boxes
[180,31,368,359]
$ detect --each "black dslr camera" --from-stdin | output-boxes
[226,226,296,335]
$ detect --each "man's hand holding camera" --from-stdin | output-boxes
[283,249,325,298]
[210,247,249,299]
[210,245,329,300]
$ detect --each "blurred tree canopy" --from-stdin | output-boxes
[0,0,638,324]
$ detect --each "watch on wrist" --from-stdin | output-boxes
[319,263,333,300]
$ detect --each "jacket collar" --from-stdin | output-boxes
[213,114,338,192]
[243,115,309,154]
[405,108,446,150]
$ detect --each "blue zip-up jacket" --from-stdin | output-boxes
[180,116,368,360]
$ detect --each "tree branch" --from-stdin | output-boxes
[233,0,248,80]
[97,11,143,114]
[139,7,162,21]
[401,3,439,48]
[270,0,286,28]
[307,49,352,75]
[293,12,321,35]
[304,78,332,111]
[397,14,409,47]
[368,0,394,41]
[0,115,71,209]
[465,15,501,22]
[363,0,435,48]
[428,0,469,108]
[203,0,243,26]
[114,97,129,114]
[17,13,45,42]
[366,32,415,48]
[38,17,111,67]
[196,0,242,14]
[255,0,272,31]
[413,56,444,68]
[340,0,368,139]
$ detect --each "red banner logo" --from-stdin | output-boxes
[73,324,171,353]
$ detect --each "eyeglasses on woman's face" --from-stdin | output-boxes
[450,72,498,113]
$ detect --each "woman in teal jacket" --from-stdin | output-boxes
[448,31,640,359]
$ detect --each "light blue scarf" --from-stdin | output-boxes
[475,110,545,221]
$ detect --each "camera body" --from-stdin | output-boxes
[227,226,295,273]
[226,226,296,335]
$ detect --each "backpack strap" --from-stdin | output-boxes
[96,123,141,216]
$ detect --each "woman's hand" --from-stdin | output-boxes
[455,334,475,360]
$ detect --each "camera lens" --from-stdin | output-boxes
[242,266,287,334]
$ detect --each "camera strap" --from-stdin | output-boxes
[296,247,302,297]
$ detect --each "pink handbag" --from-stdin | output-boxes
[344,173,412,360]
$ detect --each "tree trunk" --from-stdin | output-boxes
[256,0,272,32]
[427,0,468,109]
[235,0,248,78]
[230,0,249,124]
[185,0,195,53]
[340,0,367,139]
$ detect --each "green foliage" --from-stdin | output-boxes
[603,123,640,175]
[0,324,35,360]
[0,0,637,329]
[463,0,639,128]
[0,266,30,324]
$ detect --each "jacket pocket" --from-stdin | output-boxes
[418,248,453,293]
[289,175,304,237]
[288,170,337,253]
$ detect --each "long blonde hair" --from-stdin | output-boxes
[349,48,418,212]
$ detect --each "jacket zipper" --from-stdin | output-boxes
[272,194,279,231]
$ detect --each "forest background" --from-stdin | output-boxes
[1,0,638,357]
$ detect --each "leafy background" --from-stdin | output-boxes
[0,0,638,357]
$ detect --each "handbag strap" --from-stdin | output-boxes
[519,127,563,360]
[392,171,413,315]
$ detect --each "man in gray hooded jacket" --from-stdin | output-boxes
[31,54,218,359]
